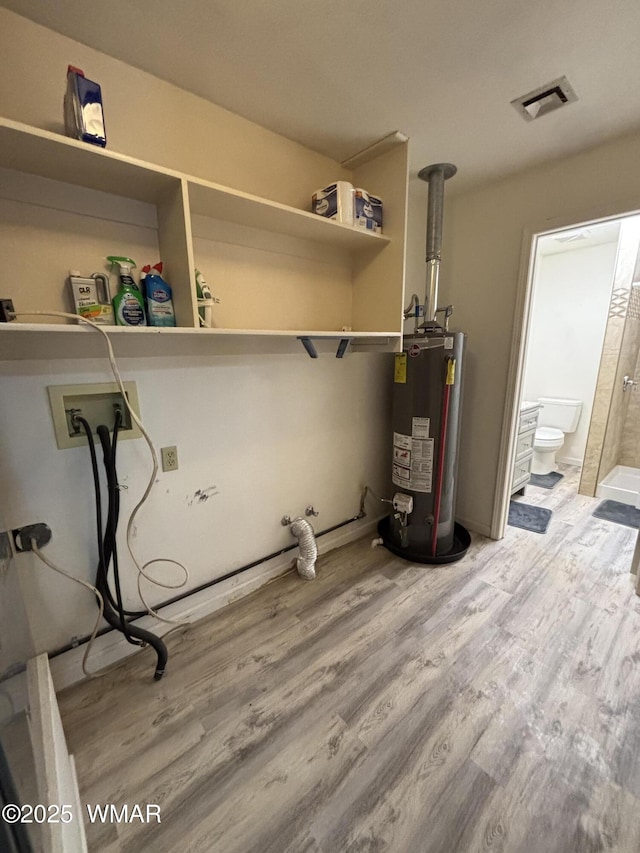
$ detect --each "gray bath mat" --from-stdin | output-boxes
[529,471,564,490]
[592,500,640,529]
[508,501,552,534]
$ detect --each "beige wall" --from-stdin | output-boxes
[0,8,350,208]
[437,130,640,534]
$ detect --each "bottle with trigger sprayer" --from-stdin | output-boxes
[143,262,176,327]
[108,256,147,326]
[195,269,219,327]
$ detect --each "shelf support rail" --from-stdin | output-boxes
[297,336,354,359]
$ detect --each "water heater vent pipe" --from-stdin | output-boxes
[417,163,457,323]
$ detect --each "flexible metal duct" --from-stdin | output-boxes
[289,517,318,580]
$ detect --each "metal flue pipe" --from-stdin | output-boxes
[417,162,457,322]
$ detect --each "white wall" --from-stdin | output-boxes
[0,354,392,662]
[430,128,640,534]
[523,240,618,464]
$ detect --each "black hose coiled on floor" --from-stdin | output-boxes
[77,415,168,680]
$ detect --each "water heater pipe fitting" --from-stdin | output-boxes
[289,517,318,580]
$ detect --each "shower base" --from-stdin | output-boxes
[596,465,640,507]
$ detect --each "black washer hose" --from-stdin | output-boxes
[78,416,168,680]
[97,420,139,646]
[78,416,145,620]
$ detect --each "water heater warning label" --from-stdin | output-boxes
[393,446,411,465]
[393,432,411,450]
[392,463,410,482]
[392,432,434,493]
[394,353,407,383]
[412,417,430,439]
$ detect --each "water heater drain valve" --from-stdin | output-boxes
[392,493,413,515]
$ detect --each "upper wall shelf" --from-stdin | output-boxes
[0,117,179,204]
[0,116,409,350]
[188,179,389,249]
[0,117,389,250]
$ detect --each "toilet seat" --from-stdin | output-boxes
[534,426,564,448]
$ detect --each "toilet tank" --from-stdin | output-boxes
[538,397,582,432]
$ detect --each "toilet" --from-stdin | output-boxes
[532,397,582,475]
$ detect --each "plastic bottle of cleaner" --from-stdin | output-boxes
[64,65,107,148]
[195,269,220,327]
[108,256,147,326]
[143,263,176,327]
[68,270,114,324]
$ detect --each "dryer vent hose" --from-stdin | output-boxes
[289,517,318,580]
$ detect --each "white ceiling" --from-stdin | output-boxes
[5,0,640,193]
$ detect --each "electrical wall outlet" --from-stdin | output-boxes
[12,523,52,552]
[161,446,179,472]
[0,298,15,322]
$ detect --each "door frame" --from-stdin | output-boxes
[491,198,640,541]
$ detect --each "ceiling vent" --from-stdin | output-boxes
[511,76,578,121]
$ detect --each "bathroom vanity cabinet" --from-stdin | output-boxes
[511,402,541,495]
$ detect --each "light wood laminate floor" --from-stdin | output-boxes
[59,465,640,852]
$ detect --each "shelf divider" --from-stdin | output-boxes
[157,179,198,328]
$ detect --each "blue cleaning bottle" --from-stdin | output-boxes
[143,263,176,327]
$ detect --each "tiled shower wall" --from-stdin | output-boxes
[580,217,640,496]
[619,287,640,468]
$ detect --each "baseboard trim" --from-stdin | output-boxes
[557,456,582,467]
[457,516,493,539]
[2,516,382,708]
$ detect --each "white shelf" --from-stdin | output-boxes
[0,323,401,360]
[0,117,389,251]
[0,117,408,352]
[0,117,180,204]
[188,179,390,250]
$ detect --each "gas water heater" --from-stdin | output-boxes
[379,163,471,564]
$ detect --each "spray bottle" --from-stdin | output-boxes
[195,269,219,327]
[108,256,147,326]
[143,262,176,327]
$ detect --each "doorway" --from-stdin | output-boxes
[494,211,640,538]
